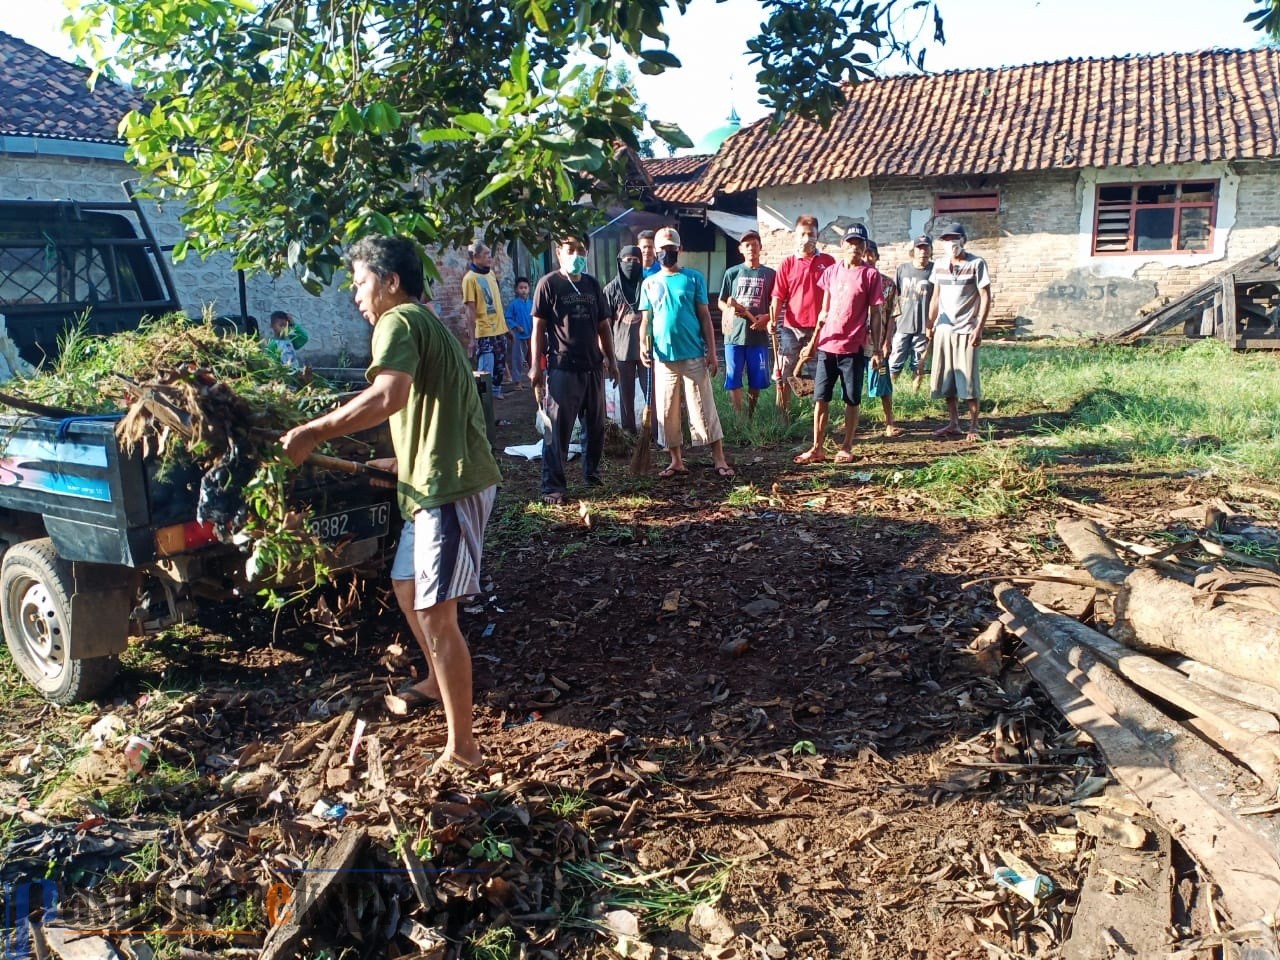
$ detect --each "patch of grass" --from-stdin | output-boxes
[558,541,587,559]
[722,483,763,508]
[562,854,733,933]
[898,445,1054,517]
[467,925,517,960]
[98,757,202,817]
[549,789,591,819]
[489,501,554,548]
[981,340,1280,479]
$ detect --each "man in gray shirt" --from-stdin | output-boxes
[927,222,991,440]
[891,235,934,392]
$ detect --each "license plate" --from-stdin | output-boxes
[308,502,392,543]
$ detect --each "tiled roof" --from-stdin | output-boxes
[0,31,140,143]
[642,154,713,205]
[703,48,1280,197]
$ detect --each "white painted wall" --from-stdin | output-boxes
[1,150,371,364]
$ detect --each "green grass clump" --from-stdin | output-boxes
[899,444,1054,517]
[562,855,733,933]
[980,339,1280,478]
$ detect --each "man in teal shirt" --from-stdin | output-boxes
[281,235,500,777]
[638,226,734,479]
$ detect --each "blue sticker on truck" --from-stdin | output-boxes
[2,437,109,467]
[0,458,112,501]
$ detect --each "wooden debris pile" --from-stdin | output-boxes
[991,500,1280,957]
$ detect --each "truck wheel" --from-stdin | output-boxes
[1,539,119,704]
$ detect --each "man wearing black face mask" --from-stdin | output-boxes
[605,245,647,434]
[530,235,619,504]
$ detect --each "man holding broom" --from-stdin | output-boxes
[280,234,500,777]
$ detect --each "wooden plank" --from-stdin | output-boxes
[258,827,369,960]
[1006,619,1280,925]
[1062,788,1173,960]
[1222,274,1239,347]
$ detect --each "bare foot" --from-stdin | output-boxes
[883,424,903,438]
[833,449,855,463]
[793,448,826,465]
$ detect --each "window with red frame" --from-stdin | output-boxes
[1093,181,1216,254]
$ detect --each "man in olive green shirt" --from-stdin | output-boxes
[282,235,500,776]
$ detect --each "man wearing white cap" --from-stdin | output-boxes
[639,226,735,479]
[927,222,991,440]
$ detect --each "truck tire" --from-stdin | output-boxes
[1,538,119,704]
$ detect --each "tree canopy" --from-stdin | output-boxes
[69,0,943,289]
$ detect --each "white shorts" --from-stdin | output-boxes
[389,485,497,610]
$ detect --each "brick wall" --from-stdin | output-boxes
[755,162,1280,336]
[0,152,514,364]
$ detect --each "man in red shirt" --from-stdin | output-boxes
[769,214,835,409]
[794,224,885,464]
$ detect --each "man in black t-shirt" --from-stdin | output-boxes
[529,235,619,504]
[891,235,935,391]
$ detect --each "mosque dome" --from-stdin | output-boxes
[694,107,741,154]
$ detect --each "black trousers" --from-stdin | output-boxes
[542,367,606,495]
[615,359,650,434]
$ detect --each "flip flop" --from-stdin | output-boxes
[833,449,854,463]
[793,450,826,465]
[430,750,488,778]
[933,425,963,438]
[385,685,439,716]
[658,465,688,478]
[883,425,904,438]
[715,465,736,478]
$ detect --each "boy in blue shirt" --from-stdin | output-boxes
[504,276,533,390]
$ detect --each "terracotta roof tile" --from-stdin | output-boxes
[0,31,141,143]
[641,154,713,205]
[702,49,1280,198]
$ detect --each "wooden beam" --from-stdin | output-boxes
[997,589,1280,925]
[1221,273,1239,347]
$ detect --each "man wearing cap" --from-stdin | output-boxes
[793,224,884,464]
[639,227,735,479]
[718,229,776,418]
[927,222,991,440]
[770,214,835,411]
[892,236,935,392]
[605,245,647,434]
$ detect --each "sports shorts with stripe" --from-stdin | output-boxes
[389,485,497,610]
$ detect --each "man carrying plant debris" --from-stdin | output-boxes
[281,235,501,777]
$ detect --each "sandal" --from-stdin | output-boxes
[430,750,488,778]
[793,449,826,465]
[658,465,687,479]
[833,449,854,463]
[883,425,903,438]
[933,425,963,438]
[384,685,439,716]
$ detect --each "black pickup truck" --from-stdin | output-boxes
[0,414,394,703]
[0,188,394,703]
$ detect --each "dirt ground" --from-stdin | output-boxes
[0,383,1231,959]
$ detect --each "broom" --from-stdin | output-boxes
[630,361,653,475]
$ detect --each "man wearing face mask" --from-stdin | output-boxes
[927,222,991,440]
[770,214,836,410]
[639,227,735,479]
[605,245,648,434]
[529,236,619,504]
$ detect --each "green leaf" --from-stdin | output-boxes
[452,112,494,135]
[649,120,693,149]
[639,49,681,69]
[473,170,516,202]
[419,127,472,143]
